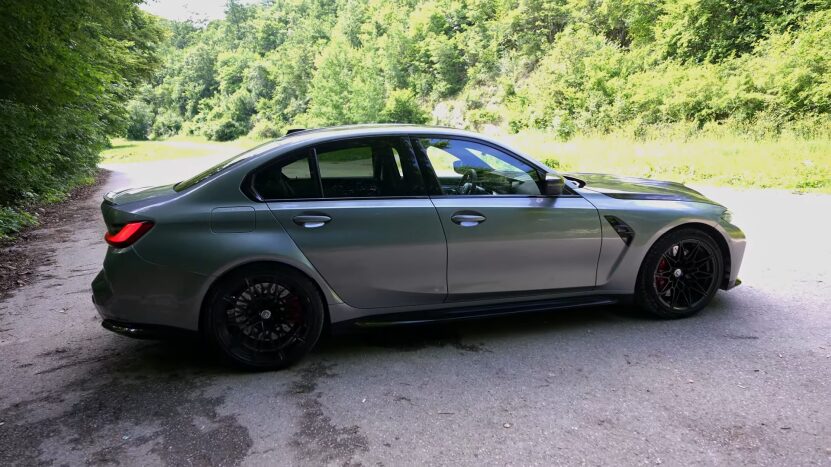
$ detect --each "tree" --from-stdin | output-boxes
[0,0,162,218]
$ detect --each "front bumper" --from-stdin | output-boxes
[725,277,742,290]
[719,220,747,290]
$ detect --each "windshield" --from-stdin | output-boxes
[173,140,279,192]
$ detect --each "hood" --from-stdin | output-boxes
[103,184,177,206]
[566,173,720,205]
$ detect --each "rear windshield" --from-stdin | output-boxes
[173,140,280,192]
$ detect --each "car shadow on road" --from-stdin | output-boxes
[81,290,748,375]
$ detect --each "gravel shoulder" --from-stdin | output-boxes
[0,160,829,466]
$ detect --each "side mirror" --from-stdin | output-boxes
[544,173,565,196]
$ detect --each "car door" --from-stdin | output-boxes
[256,136,447,309]
[413,136,602,300]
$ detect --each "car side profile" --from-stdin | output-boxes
[92,125,746,369]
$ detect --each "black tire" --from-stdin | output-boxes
[202,264,324,370]
[635,228,724,319]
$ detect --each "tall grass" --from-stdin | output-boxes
[101,135,263,164]
[500,127,831,192]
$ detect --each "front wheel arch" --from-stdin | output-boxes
[635,225,726,318]
[639,222,732,290]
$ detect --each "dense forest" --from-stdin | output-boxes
[128,0,831,142]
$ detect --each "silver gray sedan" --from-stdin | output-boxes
[92,125,746,370]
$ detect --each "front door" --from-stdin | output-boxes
[258,137,447,309]
[413,136,602,300]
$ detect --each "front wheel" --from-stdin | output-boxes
[203,264,324,370]
[635,229,723,319]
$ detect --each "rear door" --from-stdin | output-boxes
[257,137,447,309]
[413,136,602,300]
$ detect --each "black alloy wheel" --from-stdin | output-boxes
[204,264,324,370]
[636,229,723,318]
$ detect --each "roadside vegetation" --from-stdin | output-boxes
[122,0,831,190]
[0,1,162,240]
[103,128,831,192]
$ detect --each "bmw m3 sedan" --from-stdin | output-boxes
[93,125,746,369]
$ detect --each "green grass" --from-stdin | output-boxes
[101,135,265,163]
[101,132,831,192]
[502,130,831,192]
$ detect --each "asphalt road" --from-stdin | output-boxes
[0,159,829,466]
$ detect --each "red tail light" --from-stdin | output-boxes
[105,221,154,248]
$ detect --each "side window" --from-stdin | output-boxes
[316,138,424,198]
[418,138,542,196]
[252,153,321,200]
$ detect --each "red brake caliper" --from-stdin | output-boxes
[285,294,303,325]
[655,257,669,291]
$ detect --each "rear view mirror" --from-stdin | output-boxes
[544,173,565,195]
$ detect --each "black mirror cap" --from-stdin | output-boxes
[544,173,565,195]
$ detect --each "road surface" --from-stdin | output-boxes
[0,158,829,466]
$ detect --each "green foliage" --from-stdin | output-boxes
[129,0,831,157]
[379,90,430,124]
[0,207,37,241]
[126,100,154,140]
[0,0,162,227]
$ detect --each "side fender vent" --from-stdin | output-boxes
[605,216,635,246]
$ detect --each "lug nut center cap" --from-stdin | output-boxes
[260,310,272,319]
[674,269,683,278]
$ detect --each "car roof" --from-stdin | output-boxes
[252,124,529,157]
[276,124,485,143]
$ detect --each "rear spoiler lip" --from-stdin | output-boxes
[104,186,153,205]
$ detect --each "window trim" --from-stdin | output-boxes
[410,134,580,199]
[244,135,432,203]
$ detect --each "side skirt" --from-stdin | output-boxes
[333,295,624,332]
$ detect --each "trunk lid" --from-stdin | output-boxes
[101,184,177,234]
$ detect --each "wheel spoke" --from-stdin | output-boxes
[218,277,308,357]
[653,238,718,311]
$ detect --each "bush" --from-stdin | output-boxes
[125,100,153,140]
[205,118,246,141]
[250,119,282,139]
[379,89,429,124]
[151,110,183,138]
[0,206,37,241]
[466,108,500,129]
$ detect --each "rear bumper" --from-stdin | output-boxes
[101,319,194,340]
[91,247,209,332]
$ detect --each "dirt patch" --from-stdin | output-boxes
[0,342,252,466]
[289,362,369,465]
[0,170,110,301]
[361,325,491,353]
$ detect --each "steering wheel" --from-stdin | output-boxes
[458,169,478,195]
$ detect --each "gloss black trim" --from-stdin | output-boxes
[605,215,635,246]
[600,193,721,205]
[102,320,194,340]
[332,295,623,331]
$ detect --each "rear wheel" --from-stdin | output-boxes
[203,264,324,370]
[636,229,723,319]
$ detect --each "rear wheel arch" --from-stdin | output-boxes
[198,260,331,334]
